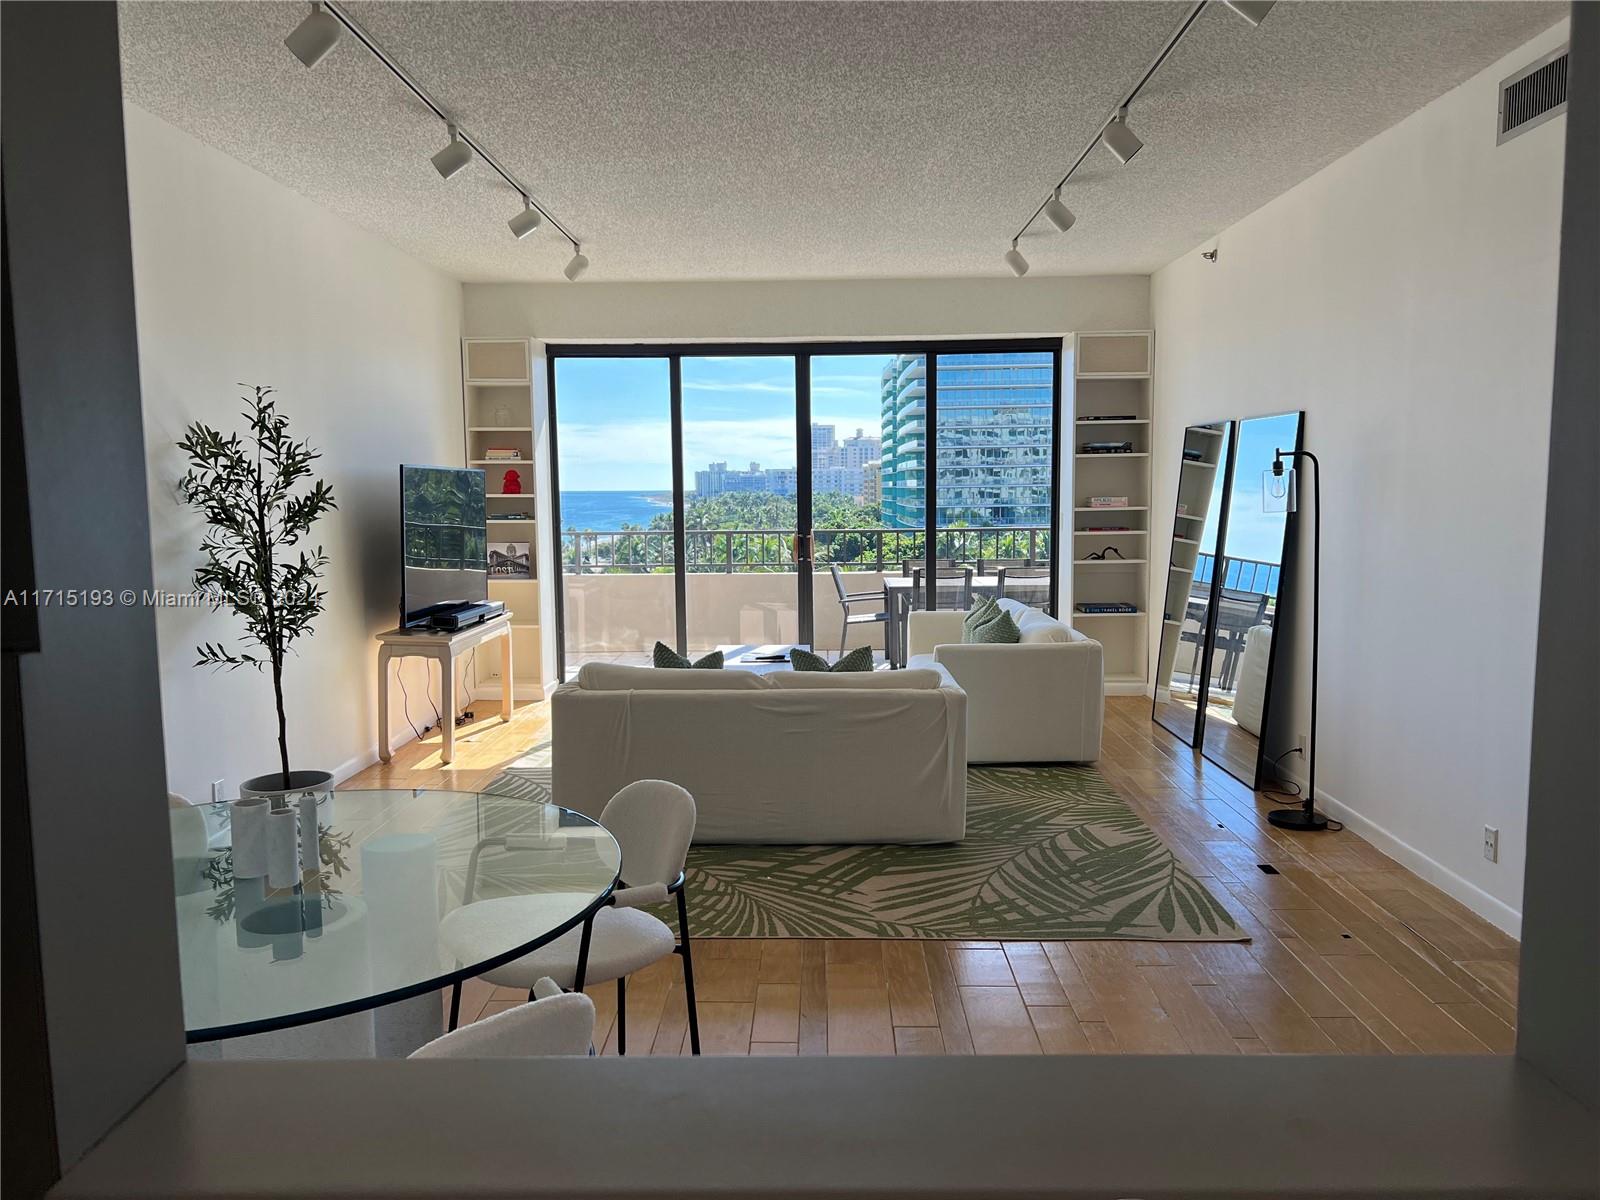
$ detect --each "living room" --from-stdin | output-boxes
[5,3,1595,1198]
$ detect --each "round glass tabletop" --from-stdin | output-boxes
[170,789,621,1042]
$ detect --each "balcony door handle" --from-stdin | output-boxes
[793,533,815,562]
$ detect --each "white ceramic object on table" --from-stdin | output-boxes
[230,797,270,879]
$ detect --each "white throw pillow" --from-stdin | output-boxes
[576,663,773,691]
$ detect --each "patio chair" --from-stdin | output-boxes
[910,565,974,612]
[978,556,1031,576]
[901,558,955,576]
[829,563,891,663]
[997,566,1052,614]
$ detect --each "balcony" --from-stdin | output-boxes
[560,526,1052,661]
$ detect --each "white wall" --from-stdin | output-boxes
[124,104,464,803]
[463,276,1148,340]
[1149,21,1569,935]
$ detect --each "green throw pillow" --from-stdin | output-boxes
[963,607,1022,644]
[790,645,875,672]
[962,596,1000,639]
[652,642,724,669]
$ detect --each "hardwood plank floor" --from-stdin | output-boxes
[347,694,1518,1056]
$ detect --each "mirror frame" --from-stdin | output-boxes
[1153,411,1304,791]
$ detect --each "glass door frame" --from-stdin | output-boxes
[546,338,1064,681]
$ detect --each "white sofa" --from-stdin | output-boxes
[550,662,967,843]
[906,599,1103,764]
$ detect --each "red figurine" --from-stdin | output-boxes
[501,469,523,495]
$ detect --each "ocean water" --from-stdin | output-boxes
[559,490,672,531]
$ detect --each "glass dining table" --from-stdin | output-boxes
[170,789,620,1050]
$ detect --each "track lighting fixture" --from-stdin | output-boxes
[1222,0,1276,27]
[1042,190,1076,234]
[1007,0,1274,274]
[430,125,473,180]
[1100,109,1144,165]
[283,2,342,68]
[508,197,543,240]
[282,0,583,277]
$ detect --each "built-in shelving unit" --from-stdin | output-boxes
[1153,421,1229,694]
[463,338,541,692]
[1071,331,1153,693]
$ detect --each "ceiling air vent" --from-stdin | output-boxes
[1498,45,1568,144]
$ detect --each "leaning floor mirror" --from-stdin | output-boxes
[1153,411,1303,790]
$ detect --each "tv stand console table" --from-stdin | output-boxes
[376,613,513,765]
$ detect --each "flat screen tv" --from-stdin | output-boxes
[400,465,487,627]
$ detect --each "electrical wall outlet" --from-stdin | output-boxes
[211,778,226,804]
[1295,732,1309,757]
[1483,826,1500,863]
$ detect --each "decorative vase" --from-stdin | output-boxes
[501,468,523,495]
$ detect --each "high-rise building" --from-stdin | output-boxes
[810,424,836,459]
[861,459,881,511]
[838,427,882,468]
[878,351,1053,529]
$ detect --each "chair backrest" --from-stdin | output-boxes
[409,989,595,1059]
[902,558,954,577]
[980,557,1031,576]
[911,566,973,610]
[600,779,697,888]
[997,566,1052,611]
[1216,589,1270,631]
[828,562,849,603]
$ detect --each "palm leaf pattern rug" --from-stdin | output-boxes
[486,748,1243,941]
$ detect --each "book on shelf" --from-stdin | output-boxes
[1075,602,1139,614]
[1082,525,1132,532]
[483,448,523,460]
[1087,496,1129,509]
[1081,414,1138,422]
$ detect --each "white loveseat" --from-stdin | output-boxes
[551,663,967,843]
[906,599,1103,764]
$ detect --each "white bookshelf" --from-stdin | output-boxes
[1071,331,1153,693]
[462,338,541,692]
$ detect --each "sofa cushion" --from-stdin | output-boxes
[962,596,1000,638]
[964,606,1020,644]
[1000,598,1072,644]
[769,668,947,690]
[577,663,771,692]
[651,641,724,670]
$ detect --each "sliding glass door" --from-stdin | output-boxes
[552,356,675,669]
[550,341,1061,679]
[680,355,805,655]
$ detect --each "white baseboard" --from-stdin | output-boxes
[1275,766,1522,939]
[473,682,546,701]
[332,745,381,787]
[1105,680,1147,697]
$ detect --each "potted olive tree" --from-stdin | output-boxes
[179,386,336,806]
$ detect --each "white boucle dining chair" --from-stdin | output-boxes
[440,779,701,1055]
[410,977,595,1059]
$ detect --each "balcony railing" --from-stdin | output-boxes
[561,526,1053,574]
[1194,552,1281,597]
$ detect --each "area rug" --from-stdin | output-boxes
[487,746,1243,941]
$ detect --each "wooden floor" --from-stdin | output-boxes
[345,695,1520,1056]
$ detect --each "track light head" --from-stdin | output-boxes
[1101,110,1144,165]
[284,2,342,68]
[430,125,473,180]
[563,248,590,282]
[1042,190,1076,234]
[1003,241,1029,278]
[508,197,543,240]
[1222,0,1276,26]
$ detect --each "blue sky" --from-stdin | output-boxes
[1195,412,1299,565]
[554,355,886,491]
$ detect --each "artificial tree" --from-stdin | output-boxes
[178,386,336,791]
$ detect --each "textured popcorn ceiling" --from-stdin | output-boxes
[118,1,1564,282]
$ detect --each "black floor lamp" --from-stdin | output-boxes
[1264,447,1329,832]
